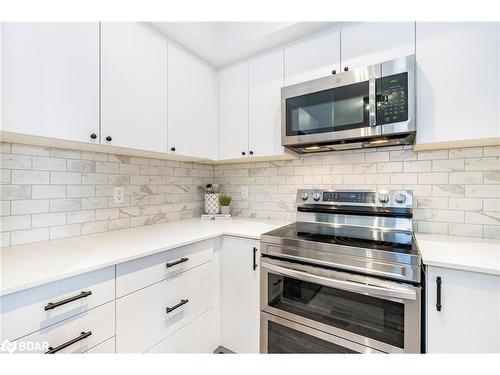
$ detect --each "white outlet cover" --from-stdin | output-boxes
[113,186,125,204]
[241,186,249,200]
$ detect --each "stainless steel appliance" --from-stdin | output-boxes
[281,55,415,153]
[259,189,422,353]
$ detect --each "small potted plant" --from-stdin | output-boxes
[219,193,232,215]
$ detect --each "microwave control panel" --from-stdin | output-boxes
[376,72,409,125]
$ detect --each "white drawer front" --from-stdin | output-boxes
[116,261,214,353]
[11,301,115,354]
[0,267,115,341]
[84,336,115,354]
[116,239,216,297]
[146,308,218,353]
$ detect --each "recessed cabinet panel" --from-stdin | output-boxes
[1,23,99,143]
[416,22,500,145]
[101,23,168,153]
[340,22,415,70]
[168,44,218,159]
[218,62,249,160]
[249,49,285,158]
[284,28,340,86]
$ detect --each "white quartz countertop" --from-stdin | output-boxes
[0,218,288,296]
[416,233,500,276]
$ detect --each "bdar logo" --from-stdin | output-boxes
[0,339,17,354]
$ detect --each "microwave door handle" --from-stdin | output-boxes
[264,262,416,301]
[369,76,377,126]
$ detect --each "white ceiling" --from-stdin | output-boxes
[150,22,337,68]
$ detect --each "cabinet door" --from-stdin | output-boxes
[168,43,217,159]
[426,266,500,353]
[249,49,284,158]
[222,236,260,353]
[1,23,99,143]
[284,28,340,86]
[416,22,500,145]
[101,23,168,153]
[218,62,249,160]
[340,22,415,70]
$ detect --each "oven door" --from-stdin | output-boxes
[260,311,383,354]
[281,65,380,147]
[260,258,421,353]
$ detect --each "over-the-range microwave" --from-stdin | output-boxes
[281,55,415,153]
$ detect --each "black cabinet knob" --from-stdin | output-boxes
[90,133,97,139]
[241,151,246,156]
[171,147,176,152]
[105,136,112,142]
[344,66,349,72]
[249,150,254,155]
[331,69,336,75]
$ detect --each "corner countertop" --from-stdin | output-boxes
[0,218,288,296]
[415,233,500,276]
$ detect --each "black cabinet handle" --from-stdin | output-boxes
[44,291,92,311]
[166,299,189,313]
[45,331,92,354]
[166,257,189,268]
[249,150,254,155]
[344,66,349,72]
[253,247,258,270]
[105,136,112,142]
[436,276,442,311]
[170,147,176,152]
[90,133,97,139]
[241,151,246,156]
[331,69,336,74]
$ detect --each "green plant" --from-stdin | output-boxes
[219,193,232,206]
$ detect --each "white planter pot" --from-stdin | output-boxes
[221,206,230,215]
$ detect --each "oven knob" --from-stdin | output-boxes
[300,192,309,201]
[312,192,321,201]
[378,193,390,204]
[395,193,407,204]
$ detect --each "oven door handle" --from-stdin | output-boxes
[263,262,416,301]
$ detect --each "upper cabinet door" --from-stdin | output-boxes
[340,22,415,70]
[101,23,168,153]
[249,49,284,158]
[218,62,249,160]
[168,43,217,160]
[1,23,99,143]
[284,28,340,86]
[416,22,500,145]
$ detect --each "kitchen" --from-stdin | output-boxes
[1,2,500,371]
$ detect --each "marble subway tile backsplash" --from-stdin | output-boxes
[0,143,213,247]
[214,145,500,240]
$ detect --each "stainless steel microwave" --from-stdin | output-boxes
[281,55,415,153]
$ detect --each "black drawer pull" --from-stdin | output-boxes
[436,276,442,311]
[253,247,258,271]
[166,257,189,268]
[45,331,92,354]
[44,291,92,311]
[166,299,189,313]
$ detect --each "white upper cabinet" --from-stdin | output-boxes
[1,23,99,143]
[248,49,284,158]
[101,23,168,153]
[340,22,415,70]
[284,28,340,86]
[218,62,249,160]
[416,22,500,145]
[168,43,218,160]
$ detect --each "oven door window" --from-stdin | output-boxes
[267,273,404,348]
[286,81,369,136]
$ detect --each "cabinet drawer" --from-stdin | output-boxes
[116,239,216,297]
[84,336,115,354]
[146,308,218,353]
[12,301,115,354]
[116,261,214,353]
[0,267,115,341]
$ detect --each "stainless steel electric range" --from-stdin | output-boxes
[259,189,423,354]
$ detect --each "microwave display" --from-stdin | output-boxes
[376,72,408,125]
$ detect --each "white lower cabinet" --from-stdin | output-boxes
[222,236,260,353]
[84,336,115,354]
[426,266,500,353]
[115,261,214,353]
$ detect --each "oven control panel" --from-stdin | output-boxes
[297,189,413,208]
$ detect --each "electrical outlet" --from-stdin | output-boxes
[241,186,249,200]
[113,186,125,204]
